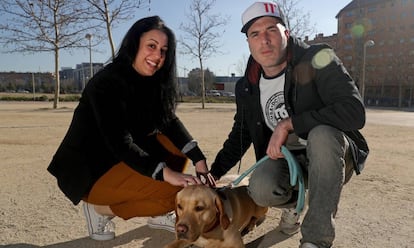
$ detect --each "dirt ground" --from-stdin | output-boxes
[0,101,413,248]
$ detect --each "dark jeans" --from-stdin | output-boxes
[248,125,354,248]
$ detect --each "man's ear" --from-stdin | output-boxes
[285,28,290,38]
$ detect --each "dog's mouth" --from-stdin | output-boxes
[177,232,189,240]
[177,232,200,242]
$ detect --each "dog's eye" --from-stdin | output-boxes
[195,206,204,212]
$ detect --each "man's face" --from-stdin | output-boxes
[246,16,289,77]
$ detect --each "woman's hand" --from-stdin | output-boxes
[162,166,202,187]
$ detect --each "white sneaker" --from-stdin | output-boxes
[279,208,300,235]
[300,242,319,248]
[82,202,115,241]
[147,212,176,233]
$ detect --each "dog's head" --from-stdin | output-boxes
[174,185,230,241]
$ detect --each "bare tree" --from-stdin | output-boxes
[85,0,151,59]
[179,0,228,109]
[273,0,316,39]
[236,54,248,77]
[0,0,98,108]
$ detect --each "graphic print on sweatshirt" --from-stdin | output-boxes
[264,91,288,129]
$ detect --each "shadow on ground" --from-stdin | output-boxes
[2,225,293,248]
[2,225,171,248]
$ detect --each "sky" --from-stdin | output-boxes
[0,0,351,76]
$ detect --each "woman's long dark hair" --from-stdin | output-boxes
[113,16,177,127]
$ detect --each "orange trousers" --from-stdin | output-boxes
[85,134,187,220]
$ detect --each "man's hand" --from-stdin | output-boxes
[266,118,293,159]
[195,160,216,187]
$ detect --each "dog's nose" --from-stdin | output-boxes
[176,223,188,234]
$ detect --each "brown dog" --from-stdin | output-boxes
[164,185,268,248]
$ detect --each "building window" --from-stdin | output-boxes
[344,45,353,50]
[344,55,352,61]
[367,6,377,13]
[346,11,354,17]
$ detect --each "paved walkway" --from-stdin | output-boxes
[366,108,414,127]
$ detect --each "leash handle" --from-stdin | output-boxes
[281,146,305,213]
[231,145,306,213]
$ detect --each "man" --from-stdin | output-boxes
[209,2,369,248]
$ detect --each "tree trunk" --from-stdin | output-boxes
[107,24,115,59]
[398,81,402,108]
[199,57,205,109]
[53,48,60,109]
[104,0,116,59]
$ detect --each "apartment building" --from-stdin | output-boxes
[307,0,414,108]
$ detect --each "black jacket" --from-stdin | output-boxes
[210,37,369,179]
[48,63,205,205]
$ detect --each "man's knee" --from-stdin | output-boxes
[307,125,345,151]
[248,160,294,207]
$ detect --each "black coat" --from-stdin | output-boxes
[48,63,205,205]
[210,37,369,178]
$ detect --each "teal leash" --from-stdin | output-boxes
[230,145,306,213]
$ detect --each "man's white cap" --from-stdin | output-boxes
[241,2,287,33]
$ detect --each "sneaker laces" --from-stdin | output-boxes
[163,212,176,224]
[281,208,299,225]
[98,215,115,233]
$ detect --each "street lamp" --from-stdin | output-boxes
[361,39,375,103]
[85,33,93,79]
[227,63,236,77]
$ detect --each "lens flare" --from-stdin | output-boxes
[312,48,335,69]
[351,24,365,38]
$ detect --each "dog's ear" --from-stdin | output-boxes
[215,196,230,230]
[174,195,180,224]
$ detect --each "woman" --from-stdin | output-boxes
[48,16,214,241]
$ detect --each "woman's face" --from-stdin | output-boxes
[133,29,168,76]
